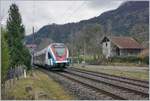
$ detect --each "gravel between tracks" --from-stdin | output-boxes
[39,68,149,100]
[66,69,148,94]
[40,69,115,100]
[69,67,149,87]
[60,72,148,100]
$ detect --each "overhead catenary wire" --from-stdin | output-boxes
[66,1,87,23]
[54,1,87,24]
[62,1,87,62]
[58,1,77,23]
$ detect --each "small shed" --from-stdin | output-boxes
[101,36,144,58]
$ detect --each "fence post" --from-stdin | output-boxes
[24,69,27,78]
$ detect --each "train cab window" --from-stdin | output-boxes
[48,52,51,59]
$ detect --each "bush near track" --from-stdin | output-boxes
[109,56,149,65]
[72,55,149,66]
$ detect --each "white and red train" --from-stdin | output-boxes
[33,43,70,70]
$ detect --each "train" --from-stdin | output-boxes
[33,43,70,70]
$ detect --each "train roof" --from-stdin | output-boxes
[34,43,66,56]
[51,43,64,45]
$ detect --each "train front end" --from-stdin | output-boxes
[48,43,70,68]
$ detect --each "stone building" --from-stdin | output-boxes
[101,36,144,58]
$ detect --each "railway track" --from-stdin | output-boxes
[68,67,149,88]
[63,68,149,100]
[39,68,124,100]
[38,67,149,100]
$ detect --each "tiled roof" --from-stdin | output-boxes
[26,44,37,48]
[110,36,144,49]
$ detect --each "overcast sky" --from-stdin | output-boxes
[0,0,126,35]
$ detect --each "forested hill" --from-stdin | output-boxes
[25,1,149,48]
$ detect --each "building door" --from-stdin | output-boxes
[116,47,120,56]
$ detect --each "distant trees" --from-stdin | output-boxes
[1,3,31,83]
[130,23,149,47]
[68,24,105,64]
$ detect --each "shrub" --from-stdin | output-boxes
[141,56,149,65]
[109,56,141,63]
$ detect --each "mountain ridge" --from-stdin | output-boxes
[25,1,149,48]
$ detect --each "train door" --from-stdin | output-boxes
[45,51,48,65]
[48,52,53,66]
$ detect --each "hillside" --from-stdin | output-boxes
[25,1,149,49]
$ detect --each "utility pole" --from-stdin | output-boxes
[71,34,74,66]
[31,27,35,67]
[107,20,112,58]
[33,27,35,43]
[84,41,85,63]
[82,40,86,67]
[107,20,112,38]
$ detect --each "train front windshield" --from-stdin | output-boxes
[54,47,65,56]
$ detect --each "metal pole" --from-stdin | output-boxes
[84,41,85,63]
[83,40,86,66]
[32,27,34,67]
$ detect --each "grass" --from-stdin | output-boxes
[95,69,149,80]
[107,62,148,67]
[6,69,74,100]
[74,64,149,80]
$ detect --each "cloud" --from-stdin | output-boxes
[87,0,124,10]
[0,0,123,35]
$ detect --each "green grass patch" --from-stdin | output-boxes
[95,69,149,80]
[7,70,74,100]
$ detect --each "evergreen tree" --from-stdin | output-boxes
[1,28,10,82]
[6,4,31,69]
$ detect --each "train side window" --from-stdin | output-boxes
[48,52,51,59]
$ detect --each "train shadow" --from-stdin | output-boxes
[33,64,68,72]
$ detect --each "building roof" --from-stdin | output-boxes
[102,36,144,49]
[26,44,37,48]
